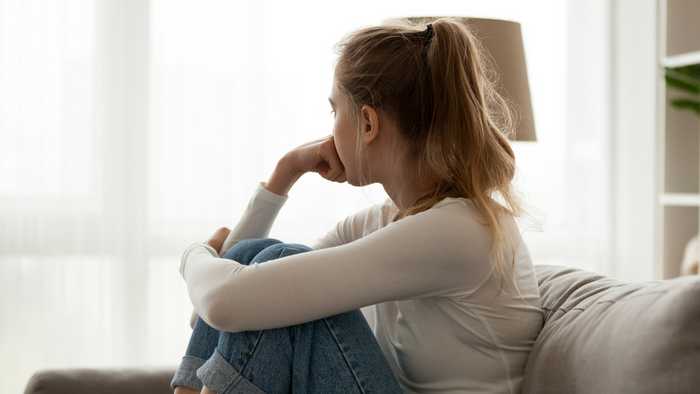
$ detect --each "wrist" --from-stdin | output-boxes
[265,156,303,196]
[279,152,304,177]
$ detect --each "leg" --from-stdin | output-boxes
[171,238,284,392]
[195,240,404,394]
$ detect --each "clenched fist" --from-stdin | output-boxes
[288,135,347,183]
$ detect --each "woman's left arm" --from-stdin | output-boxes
[180,206,493,333]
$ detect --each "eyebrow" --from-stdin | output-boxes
[328,97,335,108]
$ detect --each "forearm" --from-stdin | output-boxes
[218,159,300,254]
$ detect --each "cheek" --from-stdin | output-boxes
[333,119,353,166]
[335,134,348,168]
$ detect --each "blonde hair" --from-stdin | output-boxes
[332,17,524,293]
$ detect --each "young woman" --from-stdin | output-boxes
[171,17,544,394]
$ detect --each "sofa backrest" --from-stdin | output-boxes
[521,265,700,394]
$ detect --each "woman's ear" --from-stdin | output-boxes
[360,104,380,145]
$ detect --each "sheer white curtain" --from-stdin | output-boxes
[0,0,611,392]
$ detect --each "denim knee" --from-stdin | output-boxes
[251,242,312,264]
[221,238,283,263]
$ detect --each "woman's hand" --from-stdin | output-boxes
[206,227,231,255]
[287,134,346,183]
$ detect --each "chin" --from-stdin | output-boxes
[346,173,361,187]
[350,176,372,187]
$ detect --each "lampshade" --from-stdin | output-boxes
[381,16,536,142]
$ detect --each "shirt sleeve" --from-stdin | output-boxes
[180,202,493,333]
[308,218,345,250]
[310,197,395,250]
[218,180,289,255]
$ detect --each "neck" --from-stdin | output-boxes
[381,160,438,211]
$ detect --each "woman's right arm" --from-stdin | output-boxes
[190,156,302,329]
[189,135,346,329]
[219,131,346,254]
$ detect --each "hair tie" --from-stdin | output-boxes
[424,23,434,41]
[421,23,433,66]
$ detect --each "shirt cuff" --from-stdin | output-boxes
[180,242,219,278]
[256,181,289,205]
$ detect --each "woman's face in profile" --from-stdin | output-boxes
[329,80,361,186]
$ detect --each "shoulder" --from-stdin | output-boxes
[341,199,497,291]
[312,197,396,249]
[427,198,494,247]
[431,197,521,237]
[395,198,525,267]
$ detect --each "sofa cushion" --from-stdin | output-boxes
[522,264,700,394]
[24,367,175,394]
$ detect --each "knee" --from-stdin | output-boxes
[221,238,283,263]
[251,242,312,264]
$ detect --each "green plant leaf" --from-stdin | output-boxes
[664,71,700,94]
[664,65,700,94]
[665,64,700,119]
[670,98,700,115]
[675,64,700,80]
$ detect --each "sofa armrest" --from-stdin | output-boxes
[24,367,176,394]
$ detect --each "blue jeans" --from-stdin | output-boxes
[170,238,404,393]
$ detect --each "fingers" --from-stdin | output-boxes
[214,226,230,238]
[322,137,346,182]
[207,227,231,254]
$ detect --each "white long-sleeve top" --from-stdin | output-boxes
[180,181,544,394]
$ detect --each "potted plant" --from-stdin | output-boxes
[665,63,700,276]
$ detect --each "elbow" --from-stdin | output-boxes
[199,288,244,333]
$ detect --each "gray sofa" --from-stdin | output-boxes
[24,265,700,394]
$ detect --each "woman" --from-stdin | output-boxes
[171,17,544,394]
